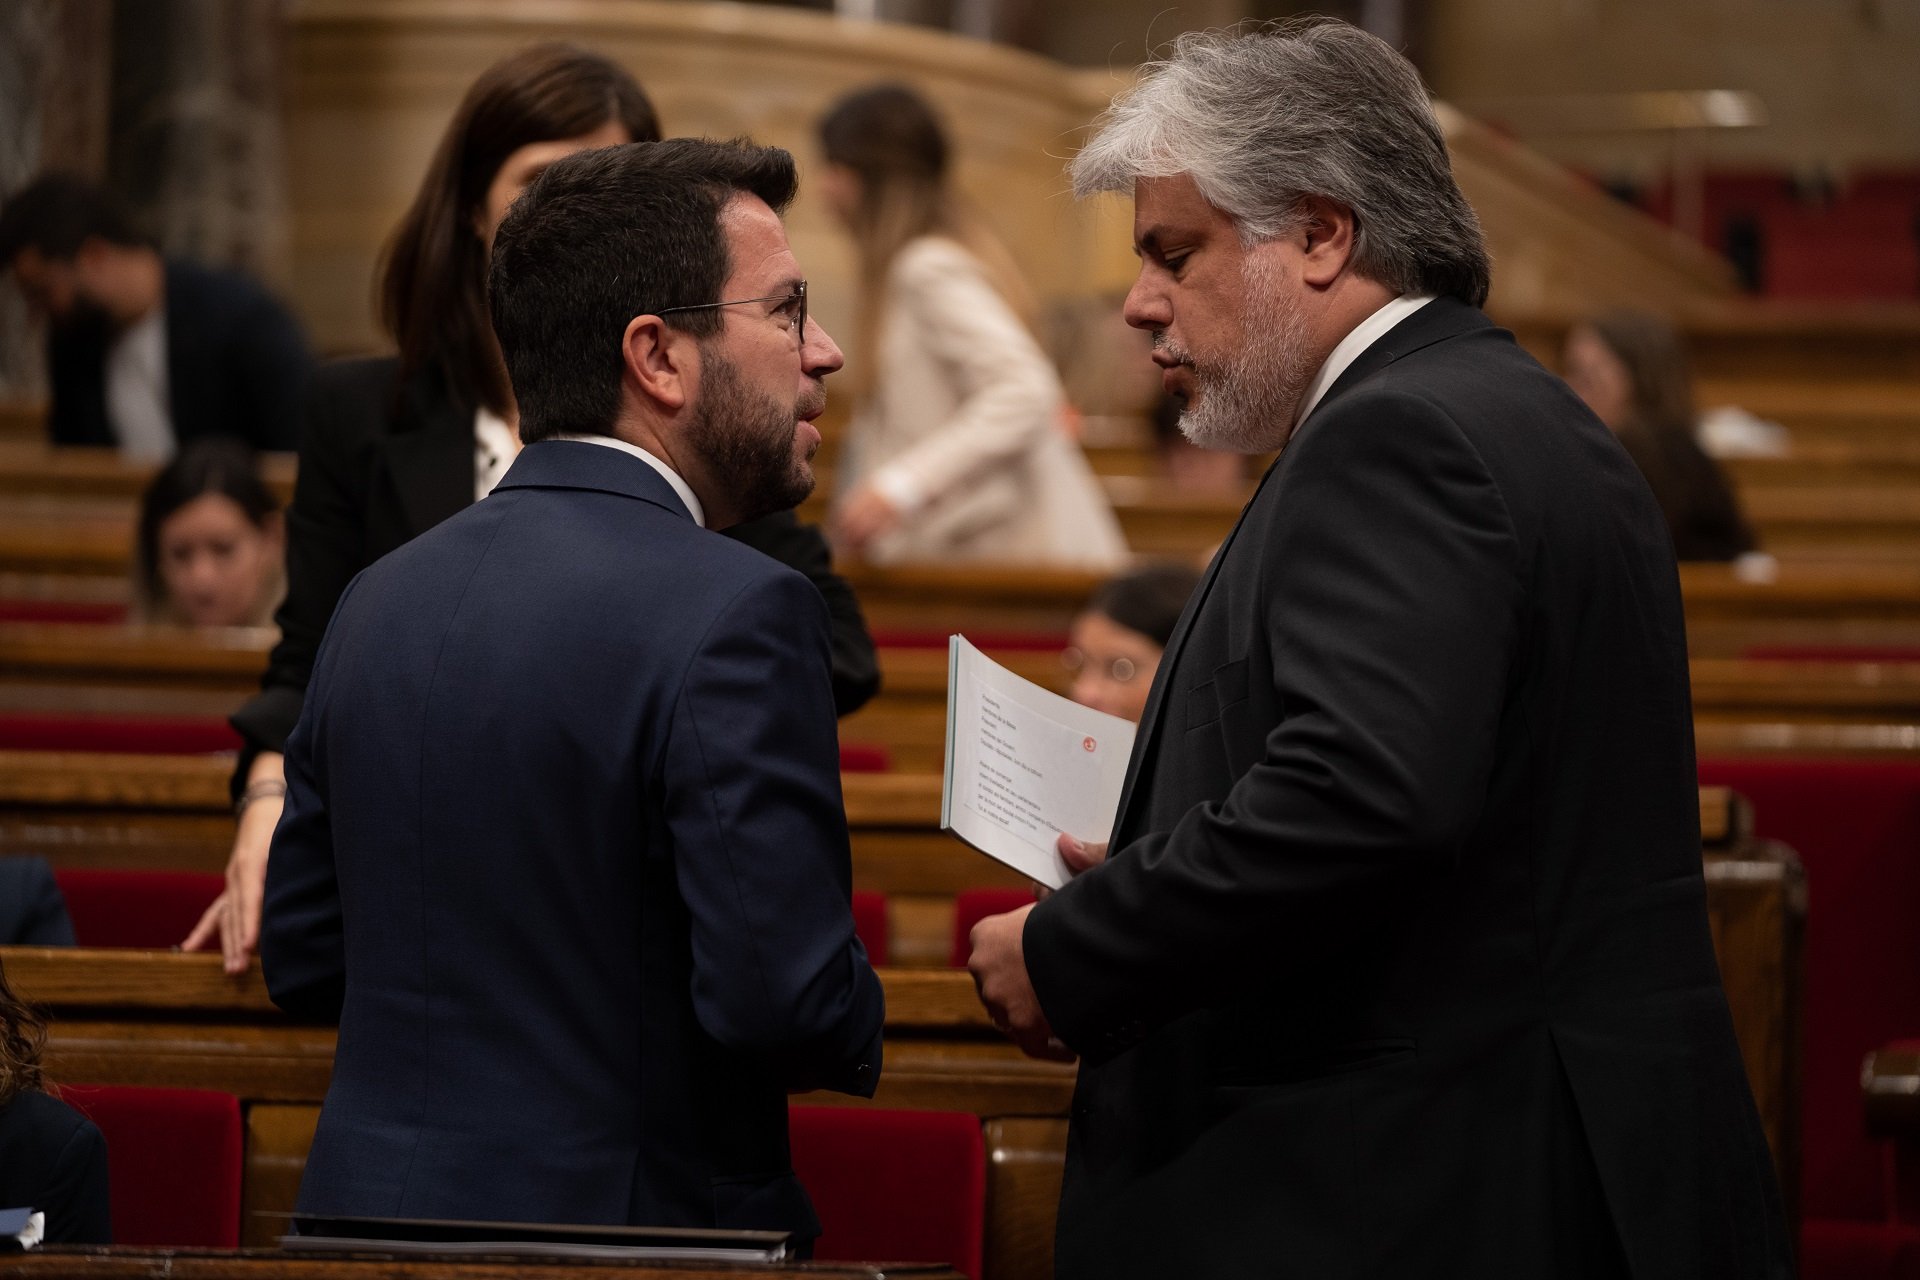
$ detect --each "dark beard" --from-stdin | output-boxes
[684,349,815,527]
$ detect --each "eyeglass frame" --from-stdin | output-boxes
[655,280,807,345]
[1060,647,1141,684]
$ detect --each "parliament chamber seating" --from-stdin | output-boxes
[851,890,889,967]
[949,888,1035,969]
[53,869,224,949]
[789,1105,987,1279]
[0,712,241,754]
[58,1084,244,1247]
[1696,758,1920,1278]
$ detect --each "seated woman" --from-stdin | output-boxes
[134,437,284,627]
[0,954,109,1243]
[1064,562,1203,724]
[1561,309,1758,563]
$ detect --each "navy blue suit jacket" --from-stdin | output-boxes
[261,440,884,1236]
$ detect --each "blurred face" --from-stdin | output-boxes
[475,118,632,255]
[1065,610,1164,724]
[1563,325,1633,431]
[1123,173,1317,454]
[815,162,863,225]
[156,494,281,628]
[681,194,845,525]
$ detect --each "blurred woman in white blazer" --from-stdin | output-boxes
[817,84,1127,568]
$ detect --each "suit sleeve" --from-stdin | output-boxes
[1025,390,1522,1057]
[663,568,884,1095]
[721,511,881,716]
[230,364,376,784]
[40,1115,111,1244]
[870,241,1062,508]
[258,578,358,1022]
[225,285,312,452]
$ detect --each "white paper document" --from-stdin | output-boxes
[942,635,1136,889]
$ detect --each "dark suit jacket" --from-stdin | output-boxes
[0,856,75,946]
[0,1090,110,1244]
[46,259,309,452]
[260,440,884,1235]
[231,357,878,785]
[1024,300,1790,1279]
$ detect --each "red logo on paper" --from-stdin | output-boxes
[1082,737,1097,753]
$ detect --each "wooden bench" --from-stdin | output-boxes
[0,443,297,504]
[3,1251,964,1280]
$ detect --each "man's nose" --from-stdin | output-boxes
[1122,273,1168,332]
[803,316,845,378]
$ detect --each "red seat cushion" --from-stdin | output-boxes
[1802,1219,1920,1280]
[949,887,1036,968]
[1697,759,1920,1227]
[0,600,128,624]
[789,1106,985,1278]
[838,742,891,773]
[53,870,225,949]
[1743,646,1920,664]
[851,890,887,968]
[0,713,241,754]
[58,1085,242,1247]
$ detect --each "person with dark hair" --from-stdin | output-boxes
[817,83,1125,567]
[0,857,75,947]
[966,20,1790,1279]
[134,438,284,628]
[0,172,310,458]
[0,953,109,1244]
[188,44,879,972]
[259,137,882,1235]
[1063,562,1202,723]
[1563,308,1759,562]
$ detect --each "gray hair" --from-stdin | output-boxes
[1071,19,1491,307]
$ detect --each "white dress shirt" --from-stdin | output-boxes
[105,306,173,462]
[551,432,705,528]
[473,407,520,500]
[1292,293,1435,431]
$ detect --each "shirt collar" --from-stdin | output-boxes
[550,433,705,528]
[1292,294,1435,429]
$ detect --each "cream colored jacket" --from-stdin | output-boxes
[840,236,1127,568]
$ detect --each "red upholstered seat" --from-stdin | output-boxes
[949,887,1035,968]
[0,599,128,624]
[872,629,1069,651]
[0,712,241,754]
[1743,646,1920,664]
[58,1085,243,1247]
[53,870,225,949]
[1696,758,1920,1279]
[851,890,888,968]
[838,742,891,773]
[789,1105,986,1279]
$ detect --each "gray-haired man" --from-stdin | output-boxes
[968,19,1790,1279]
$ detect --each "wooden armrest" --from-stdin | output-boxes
[1864,1041,1920,1140]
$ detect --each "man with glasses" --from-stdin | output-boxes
[260,140,882,1241]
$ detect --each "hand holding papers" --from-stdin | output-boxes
[942,636,1135,889]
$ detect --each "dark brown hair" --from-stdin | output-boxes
[379,44,661,416]
[1580,308,1697,437]
[0,953,47,1106]
[135,437,280,613]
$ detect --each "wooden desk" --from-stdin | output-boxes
[0,444,297,504]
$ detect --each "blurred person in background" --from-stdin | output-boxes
[1065,562,1202,724]
[817,83,1126,568]
[0,953,108,1243]
[187,43,877,970]
[0,857,75,947]
[0,173,310,460]
[134,438,285,629]
[1562,309,1758,562]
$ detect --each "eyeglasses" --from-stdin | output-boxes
[1061,647,1140,684]
[657,280,807,345]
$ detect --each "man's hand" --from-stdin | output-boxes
[181,752,283,973]
[832,486,902,554]
[1036,833,1109,900]
[967,903,1074,1061]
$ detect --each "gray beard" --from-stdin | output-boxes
[684,350,816,527]
[1171,256,1317,455]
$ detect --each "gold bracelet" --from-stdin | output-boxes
[236,779,288,817]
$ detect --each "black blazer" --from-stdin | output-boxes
[0,857,74,946]
[231,356,879,774]
[46,259,310,452]
[262,442,882,1233]
[1024,300,1790,1279]
[0,1090,110,1244]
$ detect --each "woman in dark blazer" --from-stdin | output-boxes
[186,45,879,971]
[0,956,108,1243]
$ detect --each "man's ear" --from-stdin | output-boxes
[1297,195,1359,289]
[622,314,694,413]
